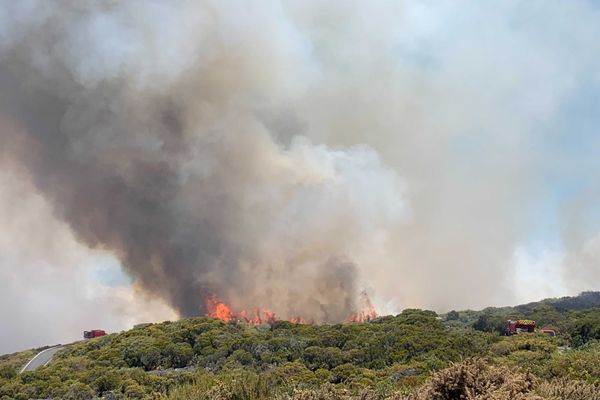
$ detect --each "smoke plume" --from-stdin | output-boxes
[0,0,405,322]
[2,0,600,329]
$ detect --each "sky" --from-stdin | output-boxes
[1,0,600,354]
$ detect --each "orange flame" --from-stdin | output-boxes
[289,316,307,324]
[204,295,302,325]
[205,294,233,322]
[348,292,378,322]
[238,309,276,325]
[205,292,378,325]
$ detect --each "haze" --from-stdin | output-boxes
[1,1,600,354]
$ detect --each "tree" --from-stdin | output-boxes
[447,310,460,321]
[473,315,505,334]
[64,382,95,400]
[0,366,16,380]
[570,319,600,347]
[163,343,193,368]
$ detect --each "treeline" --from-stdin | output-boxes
[445,291,600,346]
[0,310,498,399]
[1,295,600,399]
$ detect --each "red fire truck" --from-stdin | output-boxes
[83,329,107,339]
[505,320,535,335]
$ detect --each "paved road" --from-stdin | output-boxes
[20,346,64,373]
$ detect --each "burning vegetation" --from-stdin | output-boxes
[204,295,278,325]
[204,291,378,325]
[348,291,379,323]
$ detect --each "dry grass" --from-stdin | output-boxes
[536,378,600,400]
[168,360,600,400]
[408,359,541,400]
[404,359,600,400]
[277,385,373,400]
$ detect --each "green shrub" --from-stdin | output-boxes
[64,382,95,400]
[0,366,16,380]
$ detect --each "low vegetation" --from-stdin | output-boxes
[1,293,600,399]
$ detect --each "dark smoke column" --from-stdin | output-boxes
[0,1,405,322]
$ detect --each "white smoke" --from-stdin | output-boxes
[1,0,600,351]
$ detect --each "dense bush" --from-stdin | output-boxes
[3,293,600,398]
[0,311,496,398]
[166,360,600,400]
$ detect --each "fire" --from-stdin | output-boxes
[238,309,276,325]
[205,295,233,321]
[348,291,378,322]
[348,309,378,323]
[204,295,295,325]
[289,316,307,324]
[204,292,378,325]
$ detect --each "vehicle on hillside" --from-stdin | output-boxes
[540,327,556,337]
[505,319,535,335]
[83,329,106,339]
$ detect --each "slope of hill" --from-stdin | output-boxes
[1,293,600,399]
[444,291,600,345]
[0,348,39,375]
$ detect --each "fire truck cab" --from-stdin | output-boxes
[505,320,535,335]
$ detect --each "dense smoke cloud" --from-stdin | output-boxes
[0,0,405,322]
[2,0,600,339]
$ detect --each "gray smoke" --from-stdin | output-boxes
[3,0,600,325]
[0,0,404,322]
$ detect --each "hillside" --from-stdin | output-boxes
[444,291,600,345]
[2,293,600,399]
